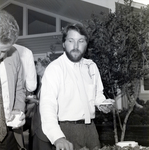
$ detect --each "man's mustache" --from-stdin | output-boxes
[71,49,80,52]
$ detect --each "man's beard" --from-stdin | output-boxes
[65,49,86,62]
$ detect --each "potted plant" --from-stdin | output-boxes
[83,0,149,146]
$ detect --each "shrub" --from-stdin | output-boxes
[100,145,149,150]
[84,0,149,142]
[95,99,149,126]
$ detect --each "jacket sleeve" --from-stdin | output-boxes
[13,50,26,112]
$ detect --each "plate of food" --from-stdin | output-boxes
[100,99,115,105]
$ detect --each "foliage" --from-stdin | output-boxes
[83,0,149,142]
[84,1,149,99]
[95,99,149,125]
[100,145,149,150]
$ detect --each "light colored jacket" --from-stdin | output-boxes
[4,46,26,112]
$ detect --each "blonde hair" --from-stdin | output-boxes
[0,10,19,44]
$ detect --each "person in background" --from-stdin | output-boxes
[40,23,114,150]
[0,10,26,150]
[34,58,50,97]
[27,58,52,150]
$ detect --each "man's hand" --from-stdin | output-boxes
[7,110,26,128]
[98,99,115,114]
[25,103,36,117]
[54,137,73,150]
[98,104,114,113]
[12,110,26,127]
[25,97,38,118]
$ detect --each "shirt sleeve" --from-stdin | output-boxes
[39,64,65,144]
[13,44,37,92]
[25,50,37,92]
[93,63,106,105]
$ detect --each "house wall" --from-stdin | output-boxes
[139,80,149,102]
[82,0,146,12]
[139,93,149,102]
[16,35,63,60]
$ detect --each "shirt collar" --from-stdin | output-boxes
[0,53,7,63]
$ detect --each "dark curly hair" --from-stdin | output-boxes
[61,23,89,43]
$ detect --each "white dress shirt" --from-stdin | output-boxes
[13,44,37,92]
[0,62,11,122]
[40,53,106,144]
[0,61,24,128]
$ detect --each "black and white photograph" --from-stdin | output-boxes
[0,0,149,150]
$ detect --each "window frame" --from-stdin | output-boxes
[0,1,79,39]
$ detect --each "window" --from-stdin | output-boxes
[2,3,75,37]
[144,76,149,90]
[28,10,56,35]
[61,20,71,30]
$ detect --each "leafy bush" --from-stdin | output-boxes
[84,0,149,141]
[100,145,149,150]
[95,99,149,125]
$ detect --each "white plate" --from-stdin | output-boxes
[116,141,138,148]
[100,99,115,105]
